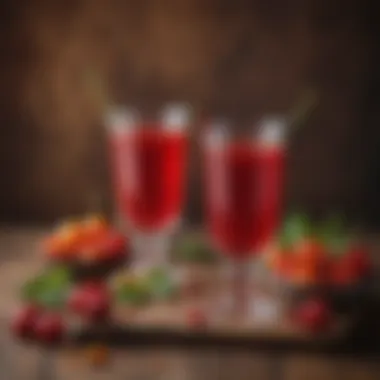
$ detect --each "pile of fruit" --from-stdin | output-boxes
[265,214,373,287]
[11,266,180,344]
[10,214,374,345]
[42,215,127,265]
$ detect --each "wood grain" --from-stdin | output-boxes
[0,0,379,224]
[0,228,379,379]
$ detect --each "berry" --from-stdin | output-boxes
[33,313,65,344]
[345,246,371,278]
[292,298,332,333]
[68,282,110,322]
[11,304,41,339]
[331,246,372,286]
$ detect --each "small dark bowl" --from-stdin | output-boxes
[50,252,129,282]
[70,255,129,281]
[286,274,376,315]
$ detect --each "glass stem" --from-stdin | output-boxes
[231,259,250,317]
[131,232,171,272]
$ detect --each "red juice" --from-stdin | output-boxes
[255,144,285,248]
[109,132,130,218]
[205,142,284,259]
[110,127,187,231]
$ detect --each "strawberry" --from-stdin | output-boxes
[33,313,65,344]
[68,282,110,322]
[292,298,332,333]
[11,304,41,339]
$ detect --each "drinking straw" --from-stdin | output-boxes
[287,88,320,133]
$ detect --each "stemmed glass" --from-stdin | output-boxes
[106,104,190,274]
[202,117,287,319]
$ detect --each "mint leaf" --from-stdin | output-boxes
[21,277,45,301]
[44,267,71,286]
[145,268,176,300]
[279,213,312,249]
[317,215,349,255]
[36,287,68,309]
[317,215,344,241]
[173,236,217,263]
[116,281,151,306]
[21,266,71,309]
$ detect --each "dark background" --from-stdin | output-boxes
[0,0,379,226]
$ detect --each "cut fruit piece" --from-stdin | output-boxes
[291,239,330,285]
[43,235,78,261]
[44,214,128,265]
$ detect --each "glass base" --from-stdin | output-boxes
[127,231,192,292]
[209,259,285,325]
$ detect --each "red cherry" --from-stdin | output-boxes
[68,283,110,322]
[87,295,109,321]
[345,246,372,278]
[11,305,41,339]
[292,298,332,333]
[33,313,65,344]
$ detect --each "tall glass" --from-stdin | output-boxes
[202,117,287,318]
[106,104,190,273]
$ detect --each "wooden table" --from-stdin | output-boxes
[0,227,379,380]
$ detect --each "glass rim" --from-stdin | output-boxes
[104,103,191,134]
[202,115,288,147]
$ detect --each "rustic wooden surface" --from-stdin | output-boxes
[0,227,379,380]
